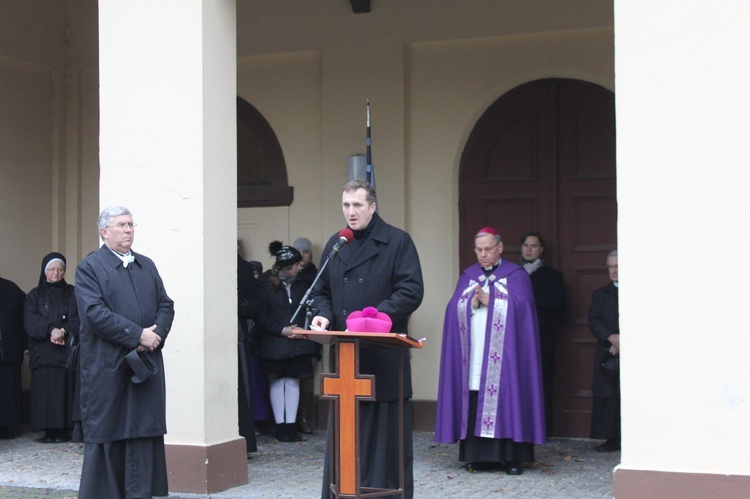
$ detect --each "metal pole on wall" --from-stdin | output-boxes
[347,99,378,211]
[347,154,367,181]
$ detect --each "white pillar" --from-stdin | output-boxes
[98,0,245,493]
[615,0,750,496]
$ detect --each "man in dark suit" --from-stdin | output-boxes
[75,206,175,498]
[520,231,566,432]
[312,179,424,498]
[588,249,620,452]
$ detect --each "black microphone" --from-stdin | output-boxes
[327,228,354,259]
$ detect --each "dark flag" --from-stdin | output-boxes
[366,98,376,190]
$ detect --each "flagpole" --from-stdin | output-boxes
[365,99,378,212]
[366,98,373,185]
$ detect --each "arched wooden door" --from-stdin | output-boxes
[459,79,617,437]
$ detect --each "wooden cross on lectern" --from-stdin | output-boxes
[321,341,375,495]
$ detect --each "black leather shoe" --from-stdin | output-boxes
[595,439,621,452]
[275,424,290,442]
[285,423,303,442]
[464,462,500,473]
[505,462,523,475]
[51,430,68,443]
[297,418,313,435]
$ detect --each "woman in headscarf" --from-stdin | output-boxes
[23,252,80,443]
[253,241,319,443]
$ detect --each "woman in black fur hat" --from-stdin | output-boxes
[253,241,319,442]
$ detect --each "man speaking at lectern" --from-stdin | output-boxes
[312,179,424,498]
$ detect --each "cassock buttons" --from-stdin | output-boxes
[343,277,348,283]
[358,278,364,284]
[342,310,347,316]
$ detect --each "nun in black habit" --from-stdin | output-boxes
[24,252,80,443]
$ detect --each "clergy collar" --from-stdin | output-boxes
[108,247,135,268]
[351,211,380,241]
[482,258,502,273]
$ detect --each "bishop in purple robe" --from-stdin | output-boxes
[435,226,545,475]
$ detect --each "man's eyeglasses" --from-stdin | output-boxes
[474,245,499,255]
[107,222,137,230]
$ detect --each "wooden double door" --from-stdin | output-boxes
[459,79,617,437]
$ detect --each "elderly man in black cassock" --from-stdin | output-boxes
[312,179,424,498]
[75,206,175,499]
[588,249,620,452]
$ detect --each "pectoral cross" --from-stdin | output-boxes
[321,341,375,495]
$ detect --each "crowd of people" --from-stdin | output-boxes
[0,205,176,498]
[240,179,619,495]
[0,182,620,498]
[0,253,79,444]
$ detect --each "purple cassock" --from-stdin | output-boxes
[435,260,546,445]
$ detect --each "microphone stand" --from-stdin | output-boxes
[290,251,336,329]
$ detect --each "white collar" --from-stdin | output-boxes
[482,257,502,271]
[109,248,135,268]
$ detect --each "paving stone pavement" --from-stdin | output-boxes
[0,427,619,498]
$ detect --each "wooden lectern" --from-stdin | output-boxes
[302,330,423,499]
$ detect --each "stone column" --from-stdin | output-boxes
[98,0,246,493]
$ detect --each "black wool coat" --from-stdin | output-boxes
[528,265,566,384]
[298,262,318,286]
[0,277,26,365]
[0,277,25,428]
[312,214,424,401]
[75,245,175,444]
[253,271,319,360]
[588,282,619,398]
[24,282,80,370]
[529,265,566,341]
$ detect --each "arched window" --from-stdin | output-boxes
[236,97,293,207]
